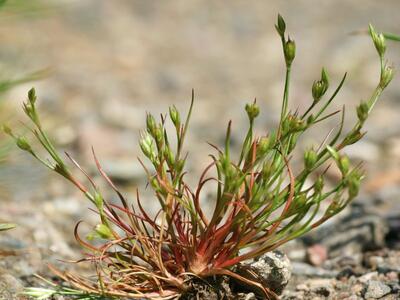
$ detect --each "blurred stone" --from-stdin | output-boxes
[344,140,380,162]
[364,281,391,299]
[358,272,379,284]
[0,273,24,299]
[280,239,307,262]
[307,244,328,266]
[308,279,334,297]
[302,211,389,257]
[236,250,291,295]
[101,159,145,183]
[291,262,338,278]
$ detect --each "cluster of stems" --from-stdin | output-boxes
[7,15,394,300]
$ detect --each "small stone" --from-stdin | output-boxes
[307,244,328,266]
[296,284,308,291]
[307,279,334,297]
[0,273,24,299]
[386,271,398,281]
[337,266,357,279]
[291,262,338,278]
[358,271,379,284]
[351,283,364,295]
[101,159,145,183]
[364,280,391,299]
[236,250,291,295]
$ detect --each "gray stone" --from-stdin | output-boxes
[291,262,338,278]
[236,250,291,295]
[0,273,24,300]
[101,159,145,183]
[302,212,389,257]
[364,280,391,299]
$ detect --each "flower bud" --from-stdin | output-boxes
[146,113,157,136]
[343,129,364,146]
[245,102,260,121]
[314,176,324,194]
[169,105,181,128]
[94,192,104,211]
[154,125,164,146]
[304,148,318,170]
[139,132,155,160]
[16,136,32,152]
[312,68,329,102]
[338,155,350,176]
[262,161,274,181]
[28,87,37,104]
[307,114,316,125]
[284,38,296,66]
[94,224,113,239]
[176,159,185,174]
[257,136,271,156]
[346,170,363,199]
[369,24,386,57]
[286,115,306,133]
[165,147,175,166]
[356,101,369,123]
[275,14,286,37]
[326,198,341,216]
[380,65,394,89]
[2,124,13,136]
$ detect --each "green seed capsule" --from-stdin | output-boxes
[304,148,317,170]
[284,39,296,66]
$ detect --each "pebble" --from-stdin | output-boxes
[0,273,24,299]
[307,244,328,266]
[291,262,338,278]
[236,250,291,295]
[364,280,391,299]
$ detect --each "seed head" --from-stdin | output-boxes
[169,105,181,128]
[275,14,286,37]
[304,148,317,170]
[16,136,32,152]
[369,24,386,58]
[356,101,369,123]
[245,102,260,121]
[284,38,296,66]
[312,68,329,102]
[380,64,394,89]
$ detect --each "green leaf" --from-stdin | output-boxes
[0,223,16,231]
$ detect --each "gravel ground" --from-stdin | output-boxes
[0,1,399,299]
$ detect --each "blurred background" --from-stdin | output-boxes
[0,0,399,298]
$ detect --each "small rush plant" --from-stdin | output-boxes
[7,16,394,299]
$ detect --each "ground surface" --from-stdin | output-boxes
[0,1,399,299]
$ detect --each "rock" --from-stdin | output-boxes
[307,244,328,266]
[302,211,389,257]
[307,278,334,297]
[0,273,24,299]
[344,140,380,162]
[364,280,391,299]
[291,262,338,278]
[100,159,145,183]
[236,250,291,295]
[365,250,400,273]
[279,239,307,262]
[358,272,379,284]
